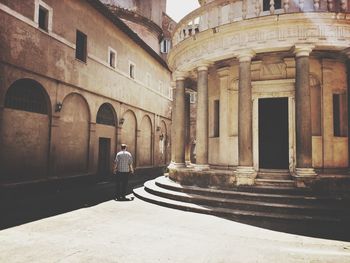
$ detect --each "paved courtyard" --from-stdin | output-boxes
[1,193,350,263]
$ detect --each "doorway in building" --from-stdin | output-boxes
[259,97,289,169]
[98,138,111,181]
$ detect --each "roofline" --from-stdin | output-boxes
[86,0,170,71]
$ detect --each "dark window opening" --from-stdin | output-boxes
[333,93,347,137]
[275,0,282,9]
[5,79,48,115]
[213,100,220,137]
[263,0,270,11]
[38,6,48,31]
[129,64,135,79]
[109,51,115,68]
[97,104,115,126]
[76,30,87,62]
[263,0,281,11]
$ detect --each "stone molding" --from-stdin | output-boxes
[235,166,257,186]
[168,13,350,72]
[197,64,210,72]
[173,71,188,81]
[217,67,230,78]
[236,50,256,62]
[294,44,315,57]
[168,162,187,169]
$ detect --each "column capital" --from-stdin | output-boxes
[173,71,188,81]
[217,67,230,78]
[196,61,212,72]
[342,47,350,59]
[294,44,315,57]
[236,49,255,62]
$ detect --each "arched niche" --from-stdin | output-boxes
[160,120,168,165]
[56,93,90,176]
[120,110,137,163]
[96,103,117,126]
[1,79,51,182]
[138,115,153,166]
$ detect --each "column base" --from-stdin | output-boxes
[293,168,317,188]
[235,166,257,186]
[168,162,186,170]
[194,164,210,171]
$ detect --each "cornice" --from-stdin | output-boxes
[168,12,350,72]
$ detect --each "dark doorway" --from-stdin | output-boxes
[98,138,111,181]
[259,98,289,169]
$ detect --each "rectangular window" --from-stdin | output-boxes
[129,62,135,79]
[190,93,196,104]
[76,30,87,62]
[333,93,347,137]
[108,48,116,68]
[213,100,220,137]
[38,6,48,31]
[35,1,52,32]
[160,39,170,53]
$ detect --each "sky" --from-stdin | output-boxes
[166,0,200,22]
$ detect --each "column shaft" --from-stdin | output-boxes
[172,78,186,164]
[238,60,253,167]
[295,56,312,168]
[196,68,209,165]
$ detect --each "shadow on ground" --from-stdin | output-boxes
[0,174,155,230]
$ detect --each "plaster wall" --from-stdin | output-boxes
[138,116,153,166]
[55,93,90,177]
[122,19,160,54]
[322,59,348,168]
[0,0,172,118]
[0,109,49,181]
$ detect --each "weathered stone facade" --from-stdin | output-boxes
[0,0,172,184]
[168,0,350,187]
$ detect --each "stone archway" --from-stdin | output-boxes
[56,93,90,176]
[96,103,117,180]
[121,110,137,164]
[138,115,153,166]
[1,78,51,182]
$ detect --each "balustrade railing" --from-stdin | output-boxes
[172,0,350,46]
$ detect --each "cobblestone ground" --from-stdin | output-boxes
[1,194,350,263]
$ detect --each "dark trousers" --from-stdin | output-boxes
[115,172,129,198]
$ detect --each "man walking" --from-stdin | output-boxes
[113,144,134,200]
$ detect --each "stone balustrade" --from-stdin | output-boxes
[172,0,350,46]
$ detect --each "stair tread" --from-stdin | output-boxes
[133,186,343,223]
[146,180,347,212]
[156,177,345,201]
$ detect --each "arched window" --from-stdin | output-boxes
[96,103,115,126]
[5,79,48,114]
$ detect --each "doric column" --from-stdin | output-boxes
[170,72,187,168]
[195,64,210,170]
[217,67,230,165]
[236,50,257,185]
[294,45,316,183]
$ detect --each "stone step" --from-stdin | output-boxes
[155,177,348,207]
[133,185,345,225]
[255,178,296,187]
[145,180,349,217]
[258,169,291,180]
